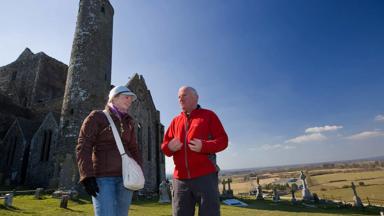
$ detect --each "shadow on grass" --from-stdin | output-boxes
[71,198,91,205]
[0,204,21,211]
[71,194,92,205]
[237,198,381,215]
[59,207,85,213]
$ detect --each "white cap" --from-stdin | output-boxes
[108,86,137,101]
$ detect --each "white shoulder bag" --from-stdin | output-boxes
[103,110,145,191]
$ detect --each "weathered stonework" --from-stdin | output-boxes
[0,0,165,193]
[56,0,114,189]
[26,113,59,187]
[0,118,40,185]
[0,48,67,107]
[0,49,165,193]
[127,74,166,192]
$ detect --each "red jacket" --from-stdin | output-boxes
[161,106,228,179]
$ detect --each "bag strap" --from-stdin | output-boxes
[103,110,127,157]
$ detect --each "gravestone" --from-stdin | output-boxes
[351,182,363,207]
[60,195,70,208]
[299,171,313,201]
[35,188,44,199]
[158,180,171,203]
[272,188,280,202]
[4,193,13,207]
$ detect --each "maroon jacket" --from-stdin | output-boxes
[76,108,142,182]
[162,107,228,179]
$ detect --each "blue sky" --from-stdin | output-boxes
[1,0,383,173]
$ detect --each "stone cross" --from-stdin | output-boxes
[35,188,44,199]
[227,178,232,191]
[221,179,227,194]
[255,176,264,200]
[60,195,70,208]
[299,171,313,201]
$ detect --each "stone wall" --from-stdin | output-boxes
[56,0,114,188]
[0,48,67,107]
[127,74,165,192]
[0,121,26,185]
[27,113,59,187]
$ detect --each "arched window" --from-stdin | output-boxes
[11,70,17,81]
[137,123,142,151]
[40,130,52,162]
[147,126,152,161]
[6,136,17,165]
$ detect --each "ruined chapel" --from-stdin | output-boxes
[0,0,165,193]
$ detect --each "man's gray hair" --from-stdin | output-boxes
[180,86,199,98]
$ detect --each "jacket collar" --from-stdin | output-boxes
[106,106,132,121]
[181,104,201,118]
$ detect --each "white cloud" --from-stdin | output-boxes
[375,114,384,122]
[260,144,282,150]
[305,125,343,133]
[346,130,384,140]
[286,133,327,143]
[259,144,296,151]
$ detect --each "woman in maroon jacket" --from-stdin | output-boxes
[76,85,142,216]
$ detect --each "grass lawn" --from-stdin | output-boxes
[1,195,382,216]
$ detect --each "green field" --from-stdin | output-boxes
[0,195,382,216]
[231,169,384,205]
[307,170,384,203]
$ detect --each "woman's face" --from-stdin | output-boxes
[112,94,134,113]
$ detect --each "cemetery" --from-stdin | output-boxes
[1,166,384,215]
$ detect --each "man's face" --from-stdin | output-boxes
[178,88,197,113]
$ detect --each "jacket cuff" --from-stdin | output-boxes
[162,143,174,156]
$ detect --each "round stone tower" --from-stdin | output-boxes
[55,0,114,189]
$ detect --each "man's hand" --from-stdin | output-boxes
[189,138,202,152]
[168,138,183,152]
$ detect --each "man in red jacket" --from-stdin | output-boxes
[161,86,228,216]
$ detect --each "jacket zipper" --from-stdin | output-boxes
[184,115,191,178]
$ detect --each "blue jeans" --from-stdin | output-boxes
[92,176,133,216]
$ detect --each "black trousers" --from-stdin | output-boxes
[172,172,220,216]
